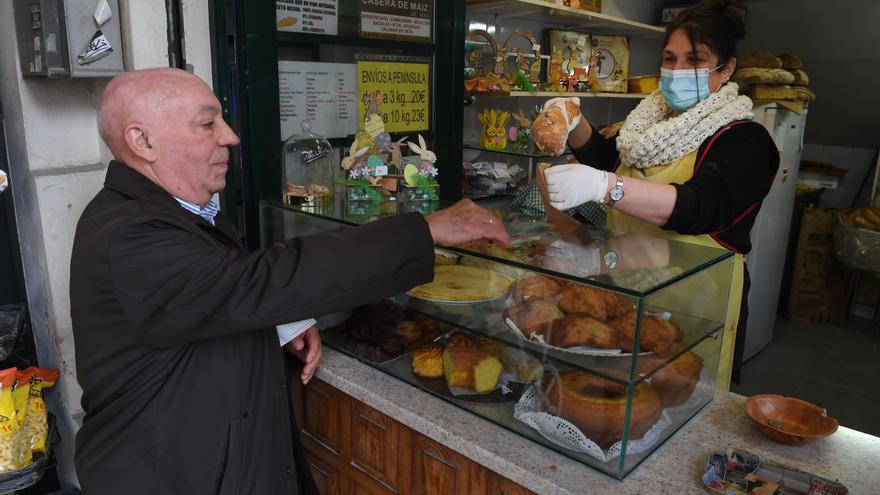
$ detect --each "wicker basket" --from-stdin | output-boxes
[834,214,880,274]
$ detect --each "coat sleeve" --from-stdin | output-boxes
[662,123,779,235]
[108,213,435,348]
[570,126,620,171]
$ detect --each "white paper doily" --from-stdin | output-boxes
[513,384,670,462]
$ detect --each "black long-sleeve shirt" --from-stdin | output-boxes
[572,121,779,254]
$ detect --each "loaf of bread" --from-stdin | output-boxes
[788,69,809,86]
[627,75,659,94]
[748,84,798,101]
[740,51,783,69]
[733,67,796,85]
[778,53,802,70]
[530,100,580,156]
[443,347,503,393]
[792,86,816,102]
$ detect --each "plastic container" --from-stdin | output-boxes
[834,215,880,273]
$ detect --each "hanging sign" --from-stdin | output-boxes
[279,61,358,139]
[359,0,431,42]
[276,0,338,35]
[357,61,430,133]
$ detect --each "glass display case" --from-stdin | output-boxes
[260,198,734,479]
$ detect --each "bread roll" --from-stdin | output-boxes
[788,69,809,86]
[740,51,783,69]
[792,86,815,102]
[748,84,797,101]
[778,53,802,70]
[733,68,796,85]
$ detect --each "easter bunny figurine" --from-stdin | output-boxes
[478,108,509,151]
[389,136,409,174]
[407,134,437,178]
[510,108,532,151]
[341,139,370,179]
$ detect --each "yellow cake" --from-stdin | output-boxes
[442,347,502,394]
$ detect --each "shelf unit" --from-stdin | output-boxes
[465,0,665,38]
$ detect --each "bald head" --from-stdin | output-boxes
[97,67,239,205]
[98,68,207,161]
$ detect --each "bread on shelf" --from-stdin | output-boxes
[732,67,795,85]
[442,347,503,393]
[546,314,629,349]
[788,69,809,86]
[558,284,631,321]
[778,53,802,70]
[740,51,783,69]
[747,84,798,101]
[504,297,565,338]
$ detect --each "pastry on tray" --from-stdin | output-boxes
[610,312,683,358]
[504,297,565,338]
[511,275,563,300]
[558,284,631,321]
[546,314,630,349]
[412,344,444,378]
[443,347,503,394]
[408,265,512,302]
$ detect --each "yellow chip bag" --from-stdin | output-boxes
[0,368,18,473]
[13,369,36,468]
[25,367,58,454]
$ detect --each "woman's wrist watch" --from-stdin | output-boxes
[607,175,624,205]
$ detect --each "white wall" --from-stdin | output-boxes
[0,0,214,488]
[740,0,880,149]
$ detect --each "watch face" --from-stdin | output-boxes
[603,251,618,269]
[610,186,624,202]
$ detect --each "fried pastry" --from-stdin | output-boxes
[504,297,565,338]
[558,285,631,321]
[412,344,444,378]
[546,314,629,349]
[512,275,563,299]
[610,312,683,358]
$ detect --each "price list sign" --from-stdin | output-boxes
[357,61,430,133]
[360,0,431,42]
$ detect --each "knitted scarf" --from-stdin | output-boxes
[616,82,754,169]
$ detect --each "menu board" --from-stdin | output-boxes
[278,61,357,139]
[360,0,431,42]
[276,0,338,35]
[357,61,430,133]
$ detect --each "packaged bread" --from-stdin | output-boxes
[733,67,796,85]
[740,51,783,69]
[778,53,802,70]
[0,368,18,473]
[24,367,57,454]
[13,369,36,468]
[627,75,659,94]
[748,84,798,101]
[589,35,629,93]
[788,69,809,86]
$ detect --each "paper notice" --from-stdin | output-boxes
[77,30,113,65]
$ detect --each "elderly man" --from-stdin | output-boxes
[70,68,508,494]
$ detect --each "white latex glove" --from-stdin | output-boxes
[544,164,608,210]
[544,239,601,278]
[541,96,582,133]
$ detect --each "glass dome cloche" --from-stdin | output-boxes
[282,120,335,207]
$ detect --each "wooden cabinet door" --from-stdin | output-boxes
[411,433,488,495]
[309,456,342,495]
[348,400,411,492]
[488,472,536,495]
[300,378,346,458]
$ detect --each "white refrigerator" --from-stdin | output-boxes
[744,103,808,360]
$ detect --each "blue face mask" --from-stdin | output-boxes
[660,64,723,112]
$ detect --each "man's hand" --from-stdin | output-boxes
[425,199,510,247]
[285,325,322,385]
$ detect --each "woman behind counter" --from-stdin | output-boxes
[540,0,779,388]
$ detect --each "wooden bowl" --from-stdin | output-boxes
[745,394,838,445]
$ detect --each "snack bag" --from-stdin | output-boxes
[25,367,58,454]
[0,368,18,473]
[13,369,36,468]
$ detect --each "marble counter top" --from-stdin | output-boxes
[315,348,878,494]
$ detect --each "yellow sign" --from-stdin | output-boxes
[357,61,429,133]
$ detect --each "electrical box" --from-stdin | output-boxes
[14,0,125,78]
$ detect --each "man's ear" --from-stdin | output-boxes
[124,124,158,162]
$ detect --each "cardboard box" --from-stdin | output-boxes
[784,208,846,323]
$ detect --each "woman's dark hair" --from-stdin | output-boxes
[664,0,746,64]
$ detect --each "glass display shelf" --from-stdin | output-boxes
[465,0,665,38]
[260,198,734,479]
[262,198,734,297]
[469,90,651,99]
[463,142,570,158]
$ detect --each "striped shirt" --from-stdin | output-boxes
[173,197,220,225]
